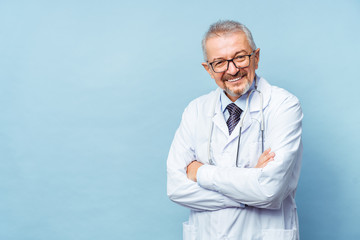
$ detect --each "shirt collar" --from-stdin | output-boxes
[220,78,256,113]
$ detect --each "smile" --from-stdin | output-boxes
[227,76,244,83]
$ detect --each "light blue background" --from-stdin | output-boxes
[1,0,359,239]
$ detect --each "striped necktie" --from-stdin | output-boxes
[226,103,242,135]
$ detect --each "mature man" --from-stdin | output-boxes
[167,20,303,240]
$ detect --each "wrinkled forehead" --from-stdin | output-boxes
[205,31,252,61]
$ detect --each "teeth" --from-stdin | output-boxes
[228,77,242,82]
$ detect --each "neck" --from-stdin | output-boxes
[225,92,241,102]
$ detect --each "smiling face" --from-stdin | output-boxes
[202,31,260,102]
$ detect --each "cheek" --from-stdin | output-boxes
[213,72,223,81]
[214,76,225,87]
[214,78,223,86]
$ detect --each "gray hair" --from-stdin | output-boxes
[202,20,257,61]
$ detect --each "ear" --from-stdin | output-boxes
[254,48,260,70]
[202,62,215,79]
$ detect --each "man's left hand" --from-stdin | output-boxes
[186,161,204,182]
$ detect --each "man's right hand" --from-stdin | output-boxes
[255,148,275,168]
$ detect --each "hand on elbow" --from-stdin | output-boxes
[186,161,203,182]
[255,148,275,168]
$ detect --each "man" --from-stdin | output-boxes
[167,20,303,240]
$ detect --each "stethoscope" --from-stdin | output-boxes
[208,76,264,167]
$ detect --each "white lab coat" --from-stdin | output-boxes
[167,77,303,240]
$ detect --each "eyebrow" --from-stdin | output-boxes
[211,50,248,62]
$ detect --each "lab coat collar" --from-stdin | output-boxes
[248,76,271,112]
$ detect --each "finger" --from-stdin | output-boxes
[262,148,271,156]
[259,148,271,161]
[261,150,274,161]
[265,157,274,164]
[260,157,274,168]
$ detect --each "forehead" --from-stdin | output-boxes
[205,31,251,61]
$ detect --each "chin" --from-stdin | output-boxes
[226,82,251,97]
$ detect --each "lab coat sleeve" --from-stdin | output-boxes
[197,94,303,209]
[167,103,244,211]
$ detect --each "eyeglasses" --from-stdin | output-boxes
[208,51,256,73]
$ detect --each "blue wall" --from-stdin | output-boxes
[1,0,359,239]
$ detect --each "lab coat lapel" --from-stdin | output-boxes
[212,94,229,137]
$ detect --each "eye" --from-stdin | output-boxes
[213,60,226,67]
[234,55,246,62]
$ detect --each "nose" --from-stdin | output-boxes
[226,60,239,75]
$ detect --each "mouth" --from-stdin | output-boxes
[226,75,245,83]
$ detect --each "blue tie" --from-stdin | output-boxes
[226,103,242,135]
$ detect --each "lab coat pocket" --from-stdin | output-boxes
[183,221,198,240]
[261,228,297,240]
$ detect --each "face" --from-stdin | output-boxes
[202,32,260,102]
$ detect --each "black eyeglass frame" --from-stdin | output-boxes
[208,51,256,73]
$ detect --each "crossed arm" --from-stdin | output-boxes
[167,94,302,211]
[186,148,275,182]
